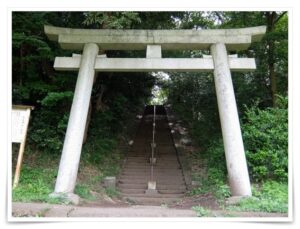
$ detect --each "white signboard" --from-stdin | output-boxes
[12,105,33,188]
[12,106,31,143]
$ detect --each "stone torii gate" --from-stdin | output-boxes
[44,25,266,203]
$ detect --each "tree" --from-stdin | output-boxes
[264,12,288,106]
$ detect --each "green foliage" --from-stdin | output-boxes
[41,91,73,106]
[188,137,229,197]
[12,166,57,203]
[205,139,227,183]
[27,91,74,153]
[227,181,288,213]
[189,142,231,202]
[83,12,141,29]
[215,184,231,199]
[190,97,288,201]
[29,109,69,153]
[74,184,96,200]
[168,73,220,146]
[242,96,288,182]
[105,187,120,198]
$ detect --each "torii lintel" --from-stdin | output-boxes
[44,25,266,51]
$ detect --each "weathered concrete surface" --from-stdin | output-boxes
[54,56,256,72]
[45,25,266,51]
[146,45,162,58]
[11,202,289,218]
[12,203,197,217]
[52,43,99,196]
[211,43,252,197]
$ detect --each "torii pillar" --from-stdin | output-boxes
[50,43,99,202]
[211,43,251,196]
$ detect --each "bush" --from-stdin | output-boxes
[242,96,288,182]
[205,138,227,184]
[29,91,73,154]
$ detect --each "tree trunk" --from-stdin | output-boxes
[266,11,277,107]
[95,84,107,112]
[265,11,287,107]
[20,44,25,87]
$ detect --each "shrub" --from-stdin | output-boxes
[205,138,227,184]
[242,96,288,182]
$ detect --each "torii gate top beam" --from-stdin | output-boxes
[44,25,266,51]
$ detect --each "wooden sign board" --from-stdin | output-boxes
[12,105,34,188]
[12,106,31,143]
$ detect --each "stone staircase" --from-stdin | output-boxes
[117,105,187,205]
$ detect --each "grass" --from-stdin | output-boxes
[190,179,288,213]
[74,184,96,201]
[12,146,124,204]
[226,181,288,213]
[12,165,58,203]
[105,187,119,198]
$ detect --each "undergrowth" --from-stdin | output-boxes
[12,98,141,203]
[12,165,57,203]
[174,96,288,213]
[227,181,288,213]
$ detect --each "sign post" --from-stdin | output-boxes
[12,105,34,189]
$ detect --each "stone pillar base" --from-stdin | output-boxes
[49,192,80,205]
[145,181,158,195]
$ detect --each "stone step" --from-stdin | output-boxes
[121,196,182,205]
[124,160,179,164]
[123,168,182,172]
[124,161,180,165]
[118,183,186,190]
[122,166,181,170]
[120,175,183,180]
[119,188,186,194]
[122,193,184,199]
[121,172,183,177]
[118,178,185,185]
[119,172,180,177]
[118,176,185,185]
[123,163,180,166]
[126,156,178,159]
[128,153,177,156]
[126,155,176,158]
[118,175,185,181]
